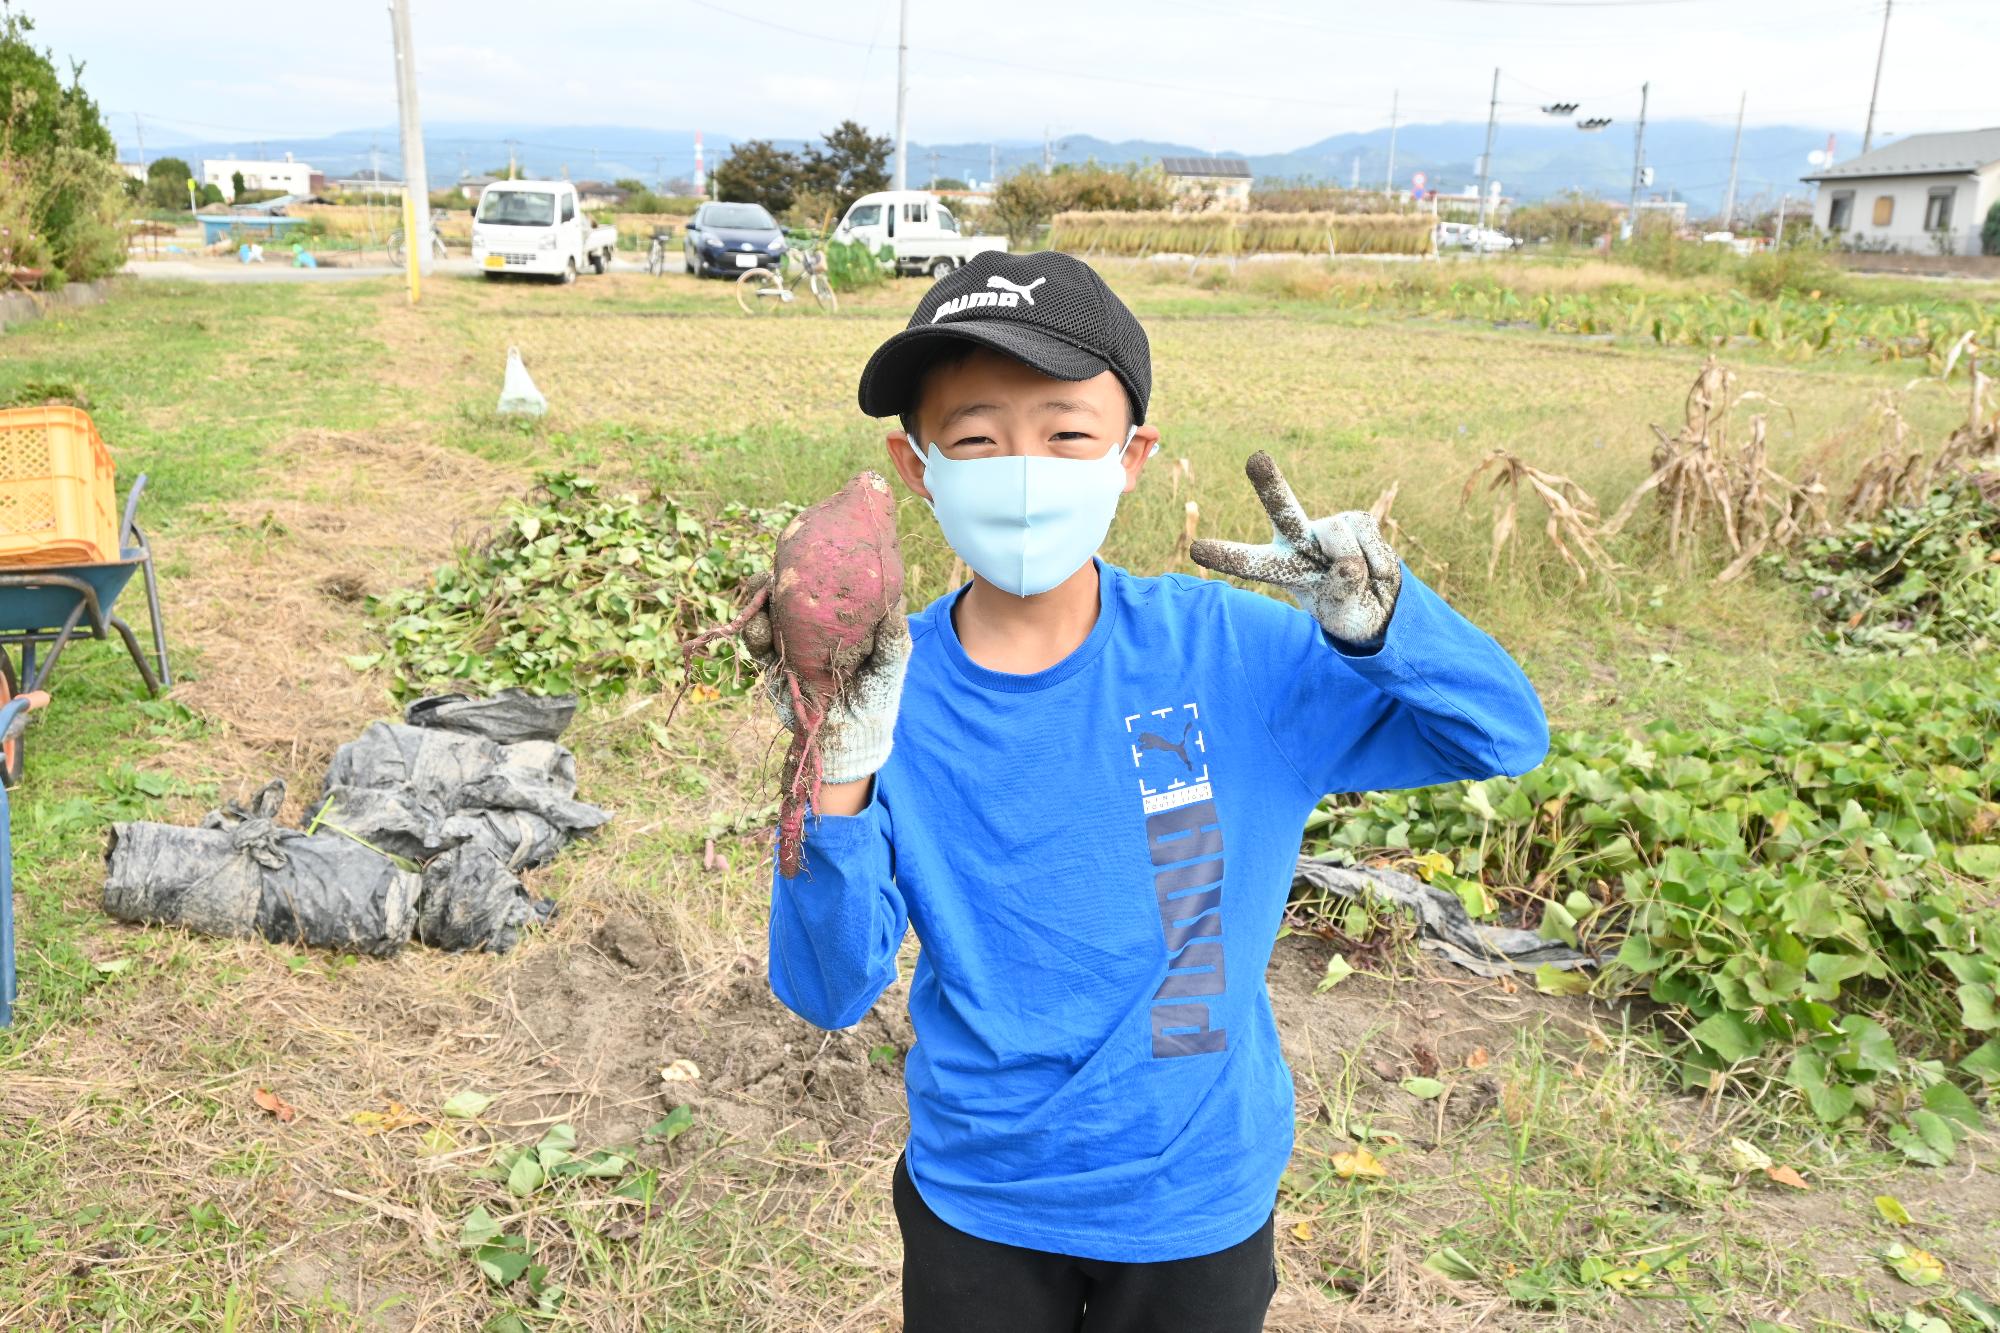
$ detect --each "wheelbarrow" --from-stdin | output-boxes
[0,689,48,1029]
[0,473,170,786]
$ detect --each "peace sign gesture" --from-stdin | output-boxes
[1190,451,1403,647]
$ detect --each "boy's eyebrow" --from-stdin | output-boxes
[936,397,1102,430]
[939,401,1001,429]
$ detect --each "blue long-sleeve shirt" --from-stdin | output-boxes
[769,561,1546,1263]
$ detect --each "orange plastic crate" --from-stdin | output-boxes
[0,406,118,567]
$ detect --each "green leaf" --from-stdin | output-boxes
[1400,1077,1445,1100]
[1881,1241,1945,1288]
[612,1168,660,1206]
[1786,1049,1856,1124]
[1873,1194,1913,1226]
[506,1153,546,1197]
[1959,982,1999,1031]
[537,1123,578,1155]
[1921,1081,1980,1133]
[440,1091,494,1120]
[1955,1291,2000,1330]
[459,1205,501,1248]
[1533,963,1591,997]
[643,1105,693,1142]
[1960,1038,2000,1083]
[343,653,383,672]
[1316,954,1355,993]
[1690,1011,1762,1064]
[475,1237,533,1286]
[1421,1246,1480,1280]
[1951,844,2000,878]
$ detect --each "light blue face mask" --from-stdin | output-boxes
[908,425,1150,597]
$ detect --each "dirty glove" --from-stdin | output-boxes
[1190,450,1402,648]
[742,604,912,785]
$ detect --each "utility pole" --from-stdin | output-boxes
[1475,67,1499,249]
[892,0,909,190]
[1862,0,1892,154]
[927,149,940,188]
[1384,89,1399,194]
[1721,90,1746,227]
[389,0,434,283]
[1043,127,1054,174]
[505,139,518,180]
[1626,81,1650,235]
[131,113,147,172]
[989,144,997,190]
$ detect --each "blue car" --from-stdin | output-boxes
[683,202,787,279]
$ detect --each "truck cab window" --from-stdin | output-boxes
[848,204,881,228]
[561,195,575,223]
[903,202,927,225]
[937,206,960,235]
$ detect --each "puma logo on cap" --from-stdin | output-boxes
[931,273,1049,322]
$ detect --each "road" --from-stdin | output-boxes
[125,254,684,283]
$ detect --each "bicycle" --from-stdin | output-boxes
[736,236,836,315]
[389,218,449,266]
[646,228,672,277]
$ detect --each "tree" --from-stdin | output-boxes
[1506,189,1619,246]
[145,154,191,209]
[230,168,245,201]
[1984,201,2000,257]
[802,120,889,213]
[710,138,802,215]
[197,182,223,206]
[932,177,968,191]
[0,7,126,284]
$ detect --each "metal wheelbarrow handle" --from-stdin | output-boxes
[0,691,49,745]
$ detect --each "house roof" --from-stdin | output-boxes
[1801,127,2000,182]
[1161,156,1252,179]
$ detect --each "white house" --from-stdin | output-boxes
[201,153,317,197]
[1161,157,1253,212]
[1802,127,2000,257]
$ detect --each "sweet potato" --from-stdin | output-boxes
[684,471,902,876]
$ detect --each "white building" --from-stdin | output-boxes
[202,153,316,197]
[1802,128,2000,257]
[1161,157,1253,212]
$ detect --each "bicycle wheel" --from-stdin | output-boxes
[736,267,783,315]
[809,272,837,313]
[388,232,405,265]
[646,243,663,277]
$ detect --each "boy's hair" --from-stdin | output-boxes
[897,341,981,441]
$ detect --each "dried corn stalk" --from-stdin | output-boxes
[1840,391,1929,521]
[1176,501,1201,571]
[1460,450,1616,585]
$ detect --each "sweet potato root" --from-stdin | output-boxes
[684,471,903,875]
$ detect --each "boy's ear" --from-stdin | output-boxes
[1120,425,1161,495]
[885,431,932,502]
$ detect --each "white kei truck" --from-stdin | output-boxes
[471,180,618,283]
[834,189,1009,278]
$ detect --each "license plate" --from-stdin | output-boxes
[733,252,757,268]
[483,255,505,269]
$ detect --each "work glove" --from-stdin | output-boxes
[1191,450,1403,648]
[741,600,912,785]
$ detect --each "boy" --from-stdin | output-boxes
[754,252,1547,1331]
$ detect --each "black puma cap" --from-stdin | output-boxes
[856,250,1152,425]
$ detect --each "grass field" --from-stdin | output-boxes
[0,259,1993,1331]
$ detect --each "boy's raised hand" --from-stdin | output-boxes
[742,599,911,785]
[1190,450,1402,648]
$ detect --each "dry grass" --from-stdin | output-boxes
[1050,210,1436,258]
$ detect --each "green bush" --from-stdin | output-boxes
[0,9,127,284]
[821,236,888,291]
[1307,677,2000,1159]
[1984,201,2000,257]
[371,474,795,701]
[1736,246,1845,300]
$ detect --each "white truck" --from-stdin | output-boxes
[834,189,1008,278]
[471,180,618,283]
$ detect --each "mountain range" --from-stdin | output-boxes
[119,118,1856,214]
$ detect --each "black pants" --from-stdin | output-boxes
[894,1155,1277,1333]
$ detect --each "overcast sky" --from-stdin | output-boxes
[40,0,2000,154]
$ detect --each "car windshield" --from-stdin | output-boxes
[479,191,556,226]
[704,204,775,230]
